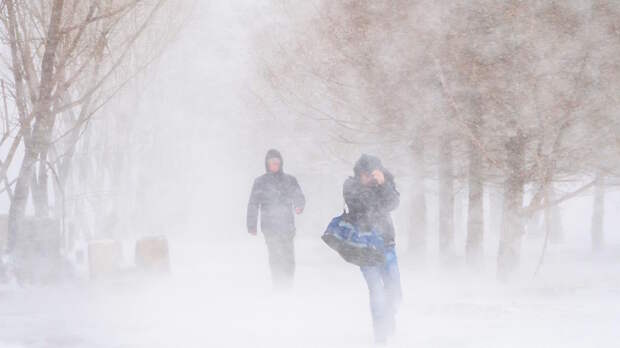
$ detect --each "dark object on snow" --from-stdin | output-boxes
[135,235,170,273]
[322,213,386,266]
[344,154,400,246]
[246,149,306,235]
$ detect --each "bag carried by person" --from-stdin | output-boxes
[321,212,385,267]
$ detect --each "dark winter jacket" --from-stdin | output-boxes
[247,149,306,235]
[343,154,400,246]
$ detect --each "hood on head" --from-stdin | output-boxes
[354,154,383,177]
[265,149,283,173]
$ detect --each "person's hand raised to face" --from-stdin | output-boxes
[371,169,385,185]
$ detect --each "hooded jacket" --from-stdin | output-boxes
[246,149,306,234]
[343,154,400,246]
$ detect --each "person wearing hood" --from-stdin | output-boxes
[343,154,402,344]
[247,149,306,288]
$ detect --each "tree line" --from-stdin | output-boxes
[257,0,620,279]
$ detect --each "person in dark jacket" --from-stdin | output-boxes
[247,149,305,288]
[343,154,402,344]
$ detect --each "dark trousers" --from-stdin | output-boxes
[263,232,295,289]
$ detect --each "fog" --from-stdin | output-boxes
[0,1,619,347]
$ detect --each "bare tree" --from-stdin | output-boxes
[0,0,188,272]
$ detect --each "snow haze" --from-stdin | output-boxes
[0,1,619,348]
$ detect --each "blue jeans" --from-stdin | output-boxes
[360,247,402,343]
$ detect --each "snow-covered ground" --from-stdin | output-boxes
[1,234,618,348]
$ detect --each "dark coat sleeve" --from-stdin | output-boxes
[376,173,400,213]
[343,178,370,216]
[246,178,261,230]
[290,176,306,211]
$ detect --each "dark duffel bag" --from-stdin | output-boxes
[321,213,385,267]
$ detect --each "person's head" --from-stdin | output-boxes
[354,154,382,186]
[267,157,281,173]
[265,149,283,173]
[359,171,374,186]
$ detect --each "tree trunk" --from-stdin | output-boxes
[466,145,484,266]
[32,150,50,218]
[409,135,427,254]
[591,177,605,252]
[544,185,563,244]
[6,0,65,253]
[489,185,503,236]
[497,133,525,280]
[438,139,454,255]
[7,147,37,251]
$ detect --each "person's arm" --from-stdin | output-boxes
[343,178,370,216]
[376,170,400,213]
[246,178,261,234]
[291,176,306,214]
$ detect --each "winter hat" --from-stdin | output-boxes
[353,154,383,177]
[265,149,283,172]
